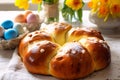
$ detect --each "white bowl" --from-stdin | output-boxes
[89,13,120,29]
[89,12,120,34]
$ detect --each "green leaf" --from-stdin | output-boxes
[77,9,83,22]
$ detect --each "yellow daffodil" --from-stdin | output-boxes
[100,0,109,4]
[65,0,83,11]
[15,0,29,10]
[111,0,120,3]
[62,0,84,22]
[98,5,109,21]
[88,0,99,12]
[98,5,109,17]
[32,0,42,4]
[110,4,120,17]
[88,0,120,21]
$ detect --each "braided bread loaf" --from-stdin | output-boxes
[18,22,111,79]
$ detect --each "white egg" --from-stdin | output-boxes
[13,23,25,34]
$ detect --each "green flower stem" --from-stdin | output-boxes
[77,9,82,22]
[38,3,42,12]
[62,1,84,22]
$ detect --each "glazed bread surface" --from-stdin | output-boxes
[19,22,111,80]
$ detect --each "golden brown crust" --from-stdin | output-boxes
[67,27,104,42]
[19,31,54,58]
[23,40,60,75]
[41,22,72,45]
[79,37,111,70]
[50,42,94,79]
[18,22,111,80]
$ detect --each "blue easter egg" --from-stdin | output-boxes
[1,20,14,29]
[4,29,18,40]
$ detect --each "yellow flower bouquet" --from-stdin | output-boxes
[62,0,84,22]
[88,0,120,21]
[88,0,120,33]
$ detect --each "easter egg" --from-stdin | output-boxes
[1,20,13,29]
[4,29,18,40]
[24,10,33,19]
[0,26,5,37]
[35,14,40,23]
[14,14,26,23]
[13,23,25,34]
[26,13,39,24]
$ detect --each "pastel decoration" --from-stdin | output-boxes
[1,20,13,29]
[24,10,33,19]
[26,13,39,24]
[13,23,25,34]
[0,26,5,37]
[14,14,26,23]
[4,29,18,40]
[35,14,40,23]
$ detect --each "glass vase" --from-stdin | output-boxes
[42,1,59,24]
[63,11,82,27]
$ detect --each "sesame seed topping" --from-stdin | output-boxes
[81,50,85,54]
[40,49,45,53]
[71,50,76,54]
[99,40,104,43]
[29,56,34,62]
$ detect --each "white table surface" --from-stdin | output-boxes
[0,10,120,80]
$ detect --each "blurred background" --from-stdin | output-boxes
[0,0,90,10]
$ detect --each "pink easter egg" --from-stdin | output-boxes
[26,13,39,24]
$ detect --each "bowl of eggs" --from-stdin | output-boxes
[0,20,28,50]
[0,10,42,50]
[14,10,42,32]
